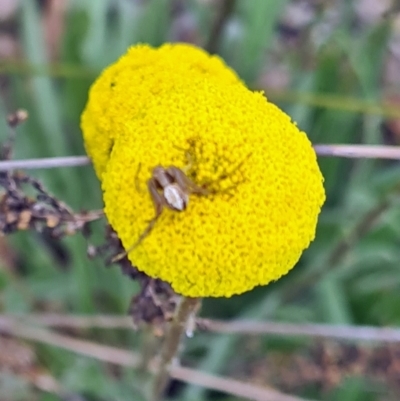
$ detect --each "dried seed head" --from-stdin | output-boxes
[7,109,28,128]
[83,43,325,297]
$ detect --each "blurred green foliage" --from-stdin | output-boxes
[1,0,400,400]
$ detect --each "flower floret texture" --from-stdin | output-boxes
[81,43,325,298]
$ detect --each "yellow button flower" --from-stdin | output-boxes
[81,43,325,298]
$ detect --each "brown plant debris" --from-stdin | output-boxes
[6,109,28,128]
[0,335,36,374]
[0,335,61,394]
[246,341,400,399]
[0,109,102,238]
[86,224,178,332]
[1,109,178,332]
[0,170,102,237]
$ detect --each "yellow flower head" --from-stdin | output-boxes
[81,43,325,298]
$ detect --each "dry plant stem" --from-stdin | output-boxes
[3,314,400,343]
[313,144,400,159]
[199,319,400,343]
[0,318,140,365]
[172,365,311,401]
[152,296,201,401]
[2,144,400,172]
[0,318,309,401]
[0,145,395,171]
[0,155,90,171]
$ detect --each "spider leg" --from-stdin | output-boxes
[134,163,142,192]
[200,152,253,191]
[111,215,160,263]
[148,177,167,215]
[111,178,166,263]
[173,146,195,174]
[166,166,209,195]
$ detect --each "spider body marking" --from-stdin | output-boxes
[148,166,190,214]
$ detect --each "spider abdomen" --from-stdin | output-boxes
[164,184,189,211]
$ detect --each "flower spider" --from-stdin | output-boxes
[111,165,208,263]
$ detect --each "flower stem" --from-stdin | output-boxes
[151,296,200,401]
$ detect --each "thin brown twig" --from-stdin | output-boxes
[0,317,310,401]
[2,314,400,343]
[1,144,400,172]
[313,144,400,159]
[0,156,90,171]
[0,318,140,365]
[171,365,308,401]
[199,319,400,343]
